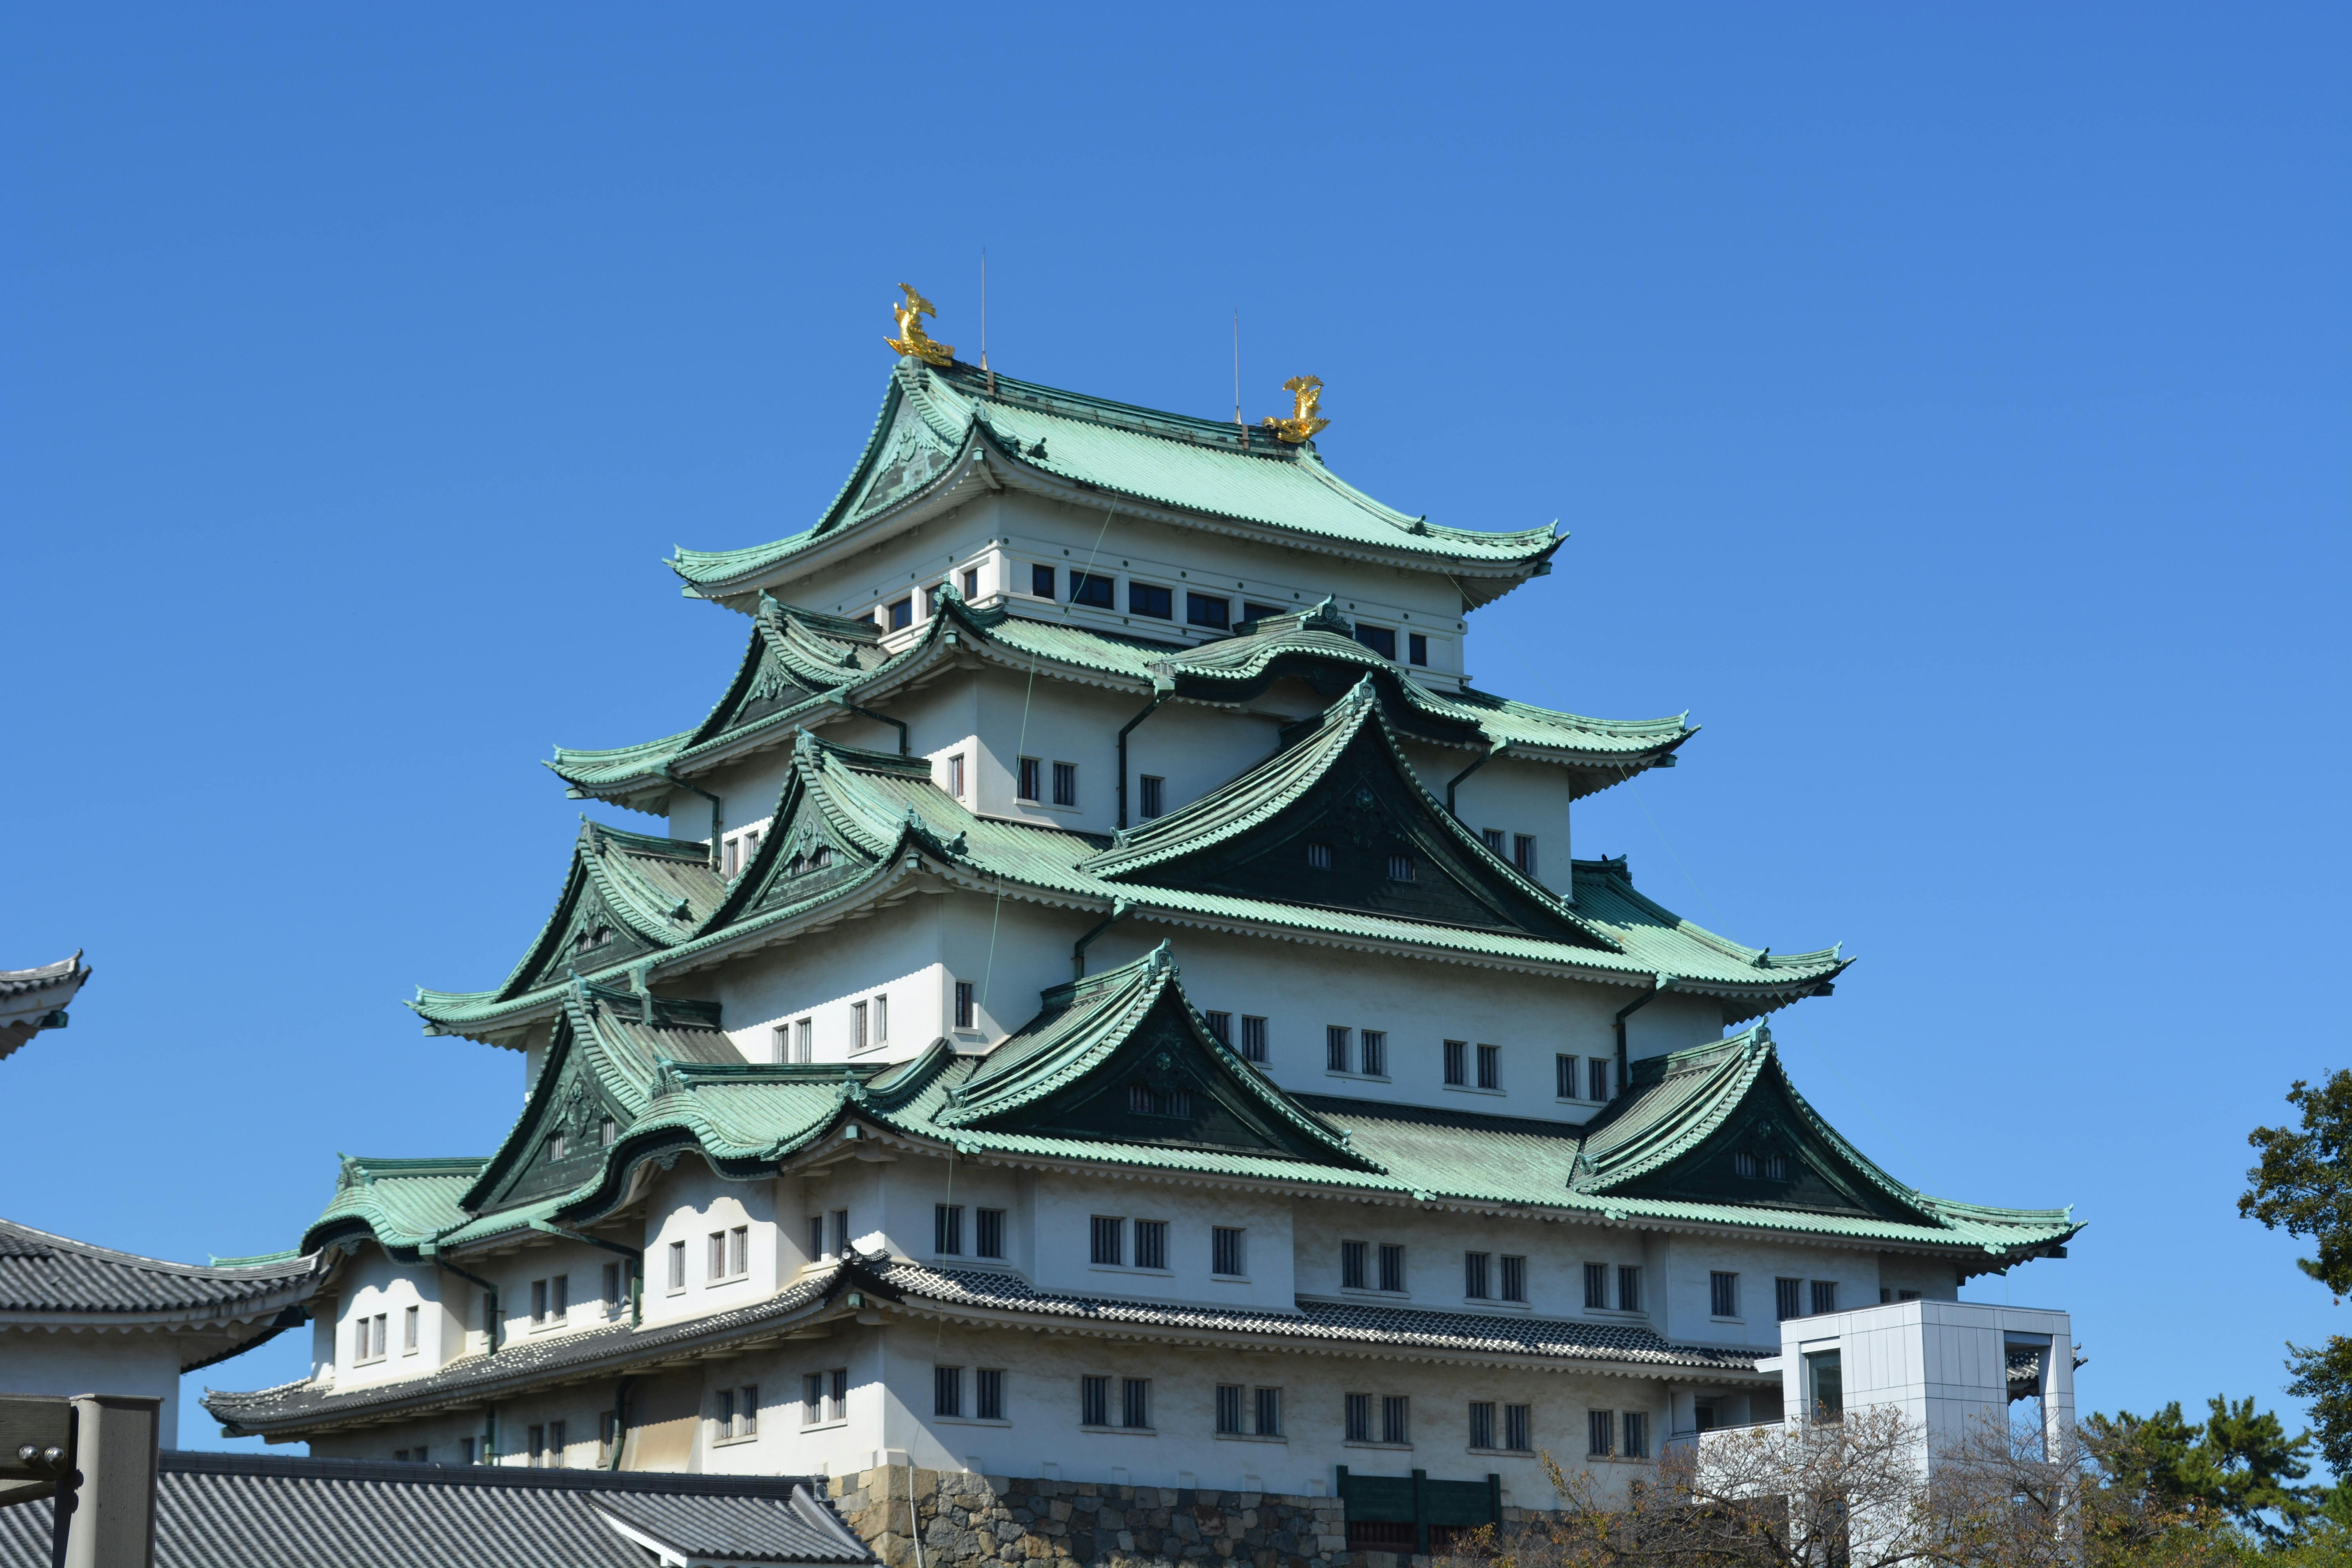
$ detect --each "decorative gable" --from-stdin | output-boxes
[519,872,658,993]
[472,1020,630,1214]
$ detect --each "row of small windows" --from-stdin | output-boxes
[1088,1216,1249,1278]
[873,569,985,633]
[543,1118,618,1163]
[932,1203,1008,1259]
[1199,1011,1270,1063]
[724,829,835,882]
[769,982,981,1065]
[1319,1030,1614,1103]
[1303,836,1536,879]
[1024,565,1432,665]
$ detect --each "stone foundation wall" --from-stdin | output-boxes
[830,1465,1355,1568]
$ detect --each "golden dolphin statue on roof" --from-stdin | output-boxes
[886,283,956,366]
[1262,375,1330,443]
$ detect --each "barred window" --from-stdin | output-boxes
[955,982,976,1030]
[1776,1276,1804,1320]
[1052,762,1078,807]
[976,1207,1005,1259]
[1588,1056,1610,1102]
[1386,852,1415,882]
[1622,1411,1650,1459]
[1811,1280,1838,1316]
[1216,1383,1245,1435]
[1469,1401,1497,1450]
[1254,1386,1282,1438]
[935,1204,964,1256]
[1588,1409,1614,1457]
[1500,1255,1527,1303]
[1345,1392,1372,1443]
[1089,1216,1123,1267]
[1341,1239,1368,1290]
[934,1366,963,1418]
[1710,1271,1740,1318]
[1212,1226,1246,1277]
[1203,1010,1232,1046]
[1122,1378,1151,1429]
[1381,1395,1409,1445]
[1464,1251,1491,1299]
[1505,1403,1532,1452]
[1133,1220,1168,1271]
[976,1368,1004,1421]
[1443,1040,1467,1085]
[828,1368,848,1422]
[1017,757,1042,802]
[1514,835,1537,877]
[1618,1265,1644,1313]
[1307,841,1332,870]
[1584,1261,1609,1310]
[1326,1025,1352,1072]
[1360,1029,1387,1077]
[1379,1243,1406,1293]
[1139,775,1165,818]
[1240,1016,1269,1063]
[1556,1053,1578,1098]
[1476,1043,1500,1090]
[1081,1375,1111,1427]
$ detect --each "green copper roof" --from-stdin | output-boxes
[303,1157,487,1255]
[550,590,1692,811]
[669,361,1560,602]
[430,713,1839,1042]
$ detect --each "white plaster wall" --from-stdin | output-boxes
[333,1250,460,1388]
[1435,755,1575,900]
[1028,1175,1295,1315]
[1652,1235,1879,1350]
[0,1332,188,1448]
[641,1161,786,1330]
[710,896,950,1066]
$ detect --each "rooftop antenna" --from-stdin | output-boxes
[981,247,994,396]
[1233,308,1248,446]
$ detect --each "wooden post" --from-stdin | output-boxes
[53,1394,161,1568]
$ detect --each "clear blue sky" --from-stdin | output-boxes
[3,5,2344,1454]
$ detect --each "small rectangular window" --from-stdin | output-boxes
[976,1207,1005,1259]
[1089,1215,1123,1267]
[1071,572,1115,608]
[532,1279,548,1324]
[728,1229,746,1278]
[1379,1243,1406,1294]
[888,596,913,630]
[1476,1043,1501,1090]
[1186,593,1231,629]
[1243,601,1285,623]
[1588,1409,1614,1457]
[706,1232,726,1280]
[1444,1040,1467,1085]
[829,1368,849,1421]
[851,1000,868,1051]
[1408,633,1428,666]
[935,1204,964,1256]
[1307,841,1332,870]
[723,837,742,878]
[1129,582,1173,619]
[1777,1276,1804,1320]
[602,1261,621,1307]
[1254,1386,1282,1438]
[1618,1265,1644,1313]
[1341,1239,1368,1290]
[601,1115,617,1145]
[1469,1401,1496,1450]
[1052,761,1078,807]
[668,1239,686,1290]
[1481,827,1505,852]
[1031,564,1055,599]
[372,1313,388,1357]
[1360,1029,1387,1076]
[1355,625,1397,660]
[1464,1251,1491,1299]
[1500,1254,1526,1303]
[1583,1261,1609,1310]
[976,1367,1004,1421]
[1812,1280,1838,1316]
[403,1304,418,1351]
[1326,1025,1352,1073]
[874,994,887,1043]
[808,1215,826,1261]
[1017,756,1042,802]
[1203,1010,1232,1046]
[1381,1395,1409,1445]
[742,1385,760,1436]
[1212,1225,1245,1277]
[1121,1377,1151,1429]
[1081,1374,1111,1427]
[1240,1016,1268,1063]
[1622,1411,1650,1459]
[924,583,941,616]
[1588,1056,1611,1102]
[1556,1053,1578,1098]
[527,1423,546,1467]
[831,1209,849,1256]
[794,1018,813,1062]
[1216,1383,1244,1435]
[947,753,966,799]
[771,1023,789,1063]
[1505,1403,1531,1451]
[1139,774,1165,818]
[802,1373,824,1425]
[1133,1219,1168,1270]
[962,568,979,599]
[1711,1271,1740,1318]
[1386,851,1415,882]
[460,1437,475,1465]
[1345,1392,1372,1443]
[1513,835,1537,876]
[955,980,975,1030]
[934,1365,964,1418]
[553,1273,570,1316]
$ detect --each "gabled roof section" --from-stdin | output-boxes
[410,821,722,1040]
[938,944,1371,1167]
[1,951,90,1061]
[1082,677,1612,946]
[0,1218,318,1322]
[301,1157,487,1256]
[669,359,1560,608]
[548,590,1693,811]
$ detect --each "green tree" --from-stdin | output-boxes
[2088,1397,2317,1541]
[2242,1070,2352,1477]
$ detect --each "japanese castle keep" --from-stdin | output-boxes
[207,299,2077,1526]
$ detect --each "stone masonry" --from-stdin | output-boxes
[830,1464,1356,1568]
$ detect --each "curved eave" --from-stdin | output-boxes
[671,408,1561,610]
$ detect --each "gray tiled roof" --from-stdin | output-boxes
[0,1451,872,1568]
[0,1218,318,1317]
[877,1262,1766,1376]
